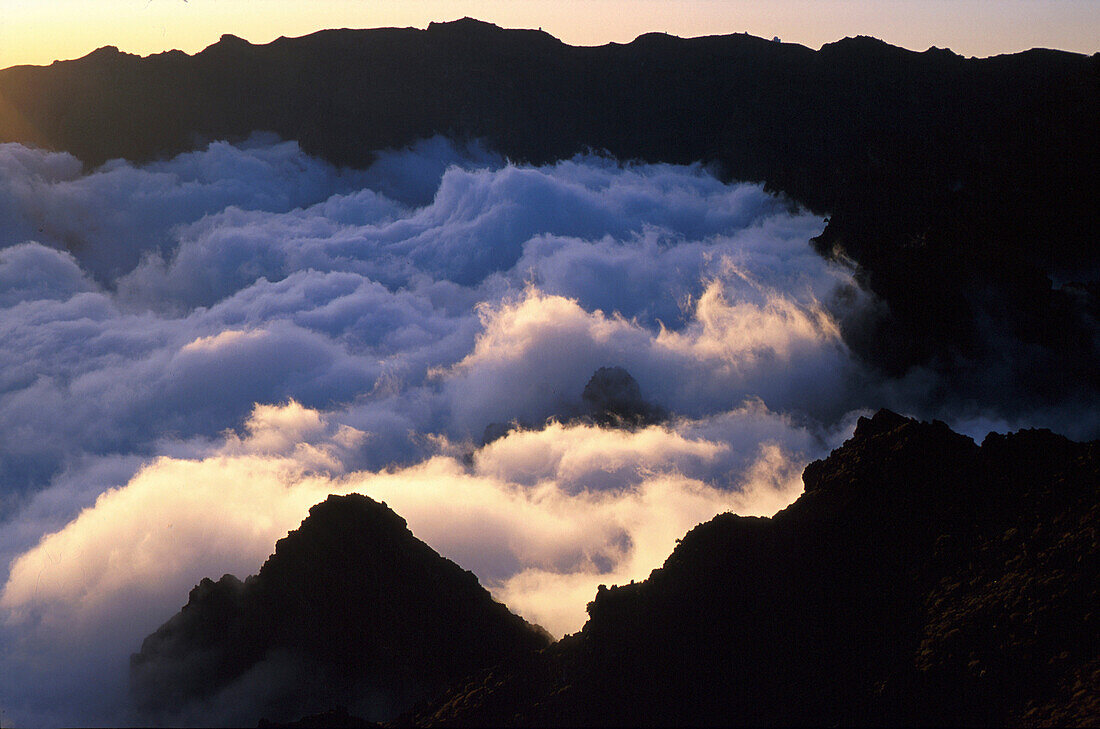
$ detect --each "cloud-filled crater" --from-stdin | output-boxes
[1,135,877,725]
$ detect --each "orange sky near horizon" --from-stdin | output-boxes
[0,0,1097,70]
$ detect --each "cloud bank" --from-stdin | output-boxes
[0,136,1084,726]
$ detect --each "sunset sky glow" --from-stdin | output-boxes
[1,0,1097,69]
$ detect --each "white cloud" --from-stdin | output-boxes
[0,133,1020,726]
[2,400,817,726]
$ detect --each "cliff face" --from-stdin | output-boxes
[410,410,1099,726]
[130,494,551,725]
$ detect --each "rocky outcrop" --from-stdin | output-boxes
[410,410,1099,726]
[130,412,1099,726]
[580,366,665,427]
[130,494,551,725]
[480,365,664,445]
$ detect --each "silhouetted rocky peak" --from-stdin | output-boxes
[831,34,898,49]
[853,406,914,437]
[420,15,563,53]
[131,494,550,725]
[922,45,961,59]
[581,366,665,427]
[800,411,972,512]
[628,32,681,49]
[480,366,665,446]
[217,33,252,46]
[198,33,254,60]
[427,17,504,35]
[80,45,135,64]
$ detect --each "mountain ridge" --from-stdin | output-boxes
[1,18,1096,414]
[407,409,1100,726]
[130,410,1100,726]
[22,19,1095,70]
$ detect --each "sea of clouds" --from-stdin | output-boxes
[0,135,1079,726]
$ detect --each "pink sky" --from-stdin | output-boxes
[1,0,1097,69]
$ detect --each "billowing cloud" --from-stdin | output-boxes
[441,277,856,435]
[2,400,820,725]
[0,134,1081,726]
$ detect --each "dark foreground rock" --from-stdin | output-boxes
[408,410,1099,726]
[130,494,551,725]
[132,412,1098,726]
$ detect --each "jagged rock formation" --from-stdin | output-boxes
[1,19,1097,406]
[409,410,1100,726]
[130,494,551,725]
[481,366,664,445]
[580,366,665,427]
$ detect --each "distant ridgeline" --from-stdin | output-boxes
[134,411,1100,725]
[1,17,1098,403]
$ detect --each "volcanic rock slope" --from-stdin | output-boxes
[409,410,1100,727]
[130,494,551,724]
[133,411,1099,726]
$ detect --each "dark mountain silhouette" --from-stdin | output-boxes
[408,410,1099,726]
[130,494,551,725]
[580,366,665,427]
[480,365,665,445]
[1,18,1097,408]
